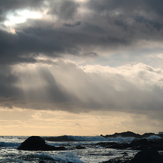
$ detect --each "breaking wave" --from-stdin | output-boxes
[45,135,135,142]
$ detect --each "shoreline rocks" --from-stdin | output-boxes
[17,136,66,151]
[102,150,163,163]
[96,137,163,150]
[129,149,163,163]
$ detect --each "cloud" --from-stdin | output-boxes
[1,60,163,118]
[0,28,68,65]
[1,0,163,66]
[0,0,45,21]
[48,0,79,20]
[64,21,81,27]
[1,0,163,126]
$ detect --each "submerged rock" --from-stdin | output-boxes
[75,145,86,149]
[17,136,66,151]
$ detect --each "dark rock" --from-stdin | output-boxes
[76,145,86,149]
[97,137,163,151]
[102,131,158,139]
[96,141,130,150]
[101,150,163,163]
[130,138,163,150]
[121,152,128,155]
[17,136,67,151]
[129,149,163,163]
[130,138,149,146]
[102,131,141,138]
[130,138,149,150]
[96,142,118,148]
[141,133,155,138]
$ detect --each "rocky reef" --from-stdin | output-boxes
[97,137,163,150]
[99,131,163,163]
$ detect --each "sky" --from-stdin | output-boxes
[1,0,163,136]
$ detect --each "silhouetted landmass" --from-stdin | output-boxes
[101,131,156,138]
[45,135,75,141]
[17,136,66,151]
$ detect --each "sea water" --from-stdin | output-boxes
[1,135,156,163]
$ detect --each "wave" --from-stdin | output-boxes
[0,141,20,148]
[147,135,162,140]
[36,152,84,163]
[45,135,135,142]
[0,135,161,148]
[45,135,162,143]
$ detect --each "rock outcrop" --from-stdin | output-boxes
[17,136,66,151]
[101,150,163,163]
[129,149,163,163]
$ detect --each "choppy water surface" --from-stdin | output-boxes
[0,136,138,163]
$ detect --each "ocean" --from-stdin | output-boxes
[0,135,141,163]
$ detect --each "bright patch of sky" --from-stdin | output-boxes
[5,10,42,26]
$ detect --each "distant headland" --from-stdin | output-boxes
[101,131,163,139]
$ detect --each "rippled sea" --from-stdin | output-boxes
[0,136,138,163]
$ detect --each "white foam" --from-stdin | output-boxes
[54,152,84,163]
[106,137,135,143]
[36,152,54,160]
[36,152,84,163]
[67,136,135,143]
[147,135,162,140]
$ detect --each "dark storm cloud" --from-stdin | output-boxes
[0,65,23,106]
[87,0,163,17]
[0,0,44,15]
[48,0,79,20]
[86,0,163,34]
[0,28,70,65]
[1,0,163,66]
[0,16,5,22]
[64,21,81,27]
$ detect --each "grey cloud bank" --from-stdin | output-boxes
[0,0,163,123]
[1,60,163,118]
[1,0,163,65]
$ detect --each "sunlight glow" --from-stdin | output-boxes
[5,10,42,26]
[10,28,16,34]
